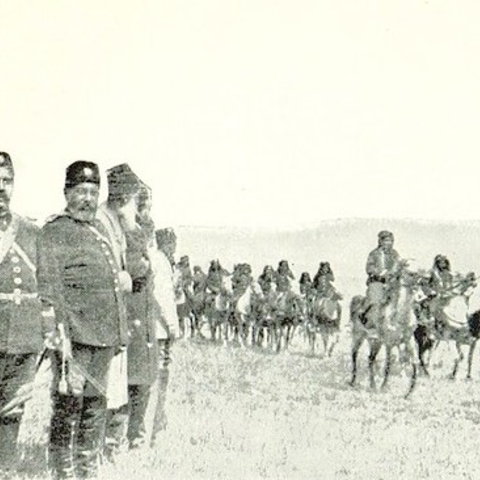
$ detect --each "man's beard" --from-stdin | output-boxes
[68,202,97,222]
[0,192,11,216]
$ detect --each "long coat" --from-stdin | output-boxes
[124,227,158,386]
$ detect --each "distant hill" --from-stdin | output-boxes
[175,218,480,307]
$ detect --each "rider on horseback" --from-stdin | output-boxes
[299,272,313,297]
[360,230,401,326]
[313,262,343,301]
[205,260,230,295]
[258,266,276,296]
[276,260,295,293]
[421,255,477,332]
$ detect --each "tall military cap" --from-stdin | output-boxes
[65,161,100,189]
[155,227,176,248]
[0,152,14,176]
[106,163,142,199]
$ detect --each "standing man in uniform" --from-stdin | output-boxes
[0,152,54,474]
[37,161,128,479]
[100,165,159,450]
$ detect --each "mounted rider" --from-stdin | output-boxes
[299,272,313,297]
[313,262,343,301]
[174,255,193,303]
[258,266,276,297]
[275,260,295,293]
[205,260,230,297]
[361,230,401,325]
[421,255,477,331]
[310,262,342,327]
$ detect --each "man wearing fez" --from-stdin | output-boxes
[148,228,179,445]
[100,164,159,451]
[36,161,128,478]
[0,152,54,474]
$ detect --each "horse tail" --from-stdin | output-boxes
[349,295,365,321]
[468,310,480,338]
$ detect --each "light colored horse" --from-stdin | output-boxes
[350,265,421,397]
[414,285,480,379]
[204,277,233,343]
[229,281,261,346]
[174,275,196,338]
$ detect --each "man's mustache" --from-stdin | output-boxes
[76,202,96,212]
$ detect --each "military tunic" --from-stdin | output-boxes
[0,215,49,354]
[0,214,49,471]
[36,213,128,392]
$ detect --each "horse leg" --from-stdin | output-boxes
[310,329,315,356]
[467,339,477,380]
[451,342,464,379]
[328,332,339,357]
[285,324,291,350]
[178,314,185,339]
[404,338,419,399]
[381,346,392,390]
[321,330,328,358]
[209,317,216,342]
[275,323,282,353]
[349,333,364,387]
[369,340,382,390]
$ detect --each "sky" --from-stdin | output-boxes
[1,0,480,227]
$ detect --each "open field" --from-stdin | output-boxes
[12,220,480,479]
[16,327,480,480]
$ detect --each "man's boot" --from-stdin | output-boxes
[127,384,151,450]
[104,404,129,461]
[151,367,169,446]
[49,394,81,479]
[0,417,20,474]
[76,396,107,479]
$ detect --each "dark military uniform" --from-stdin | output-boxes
[37,213,128,478]
[0,214,51,470]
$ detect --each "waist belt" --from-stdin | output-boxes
[0,292,38,304]
[367,275,387,285]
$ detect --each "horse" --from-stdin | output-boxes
[228,277,261,346]
[349,264,421,397]
[274,291,306,352]
[306,293,342,357]
[414,284,480,379]
[251,291,278,350]
[204,278,233,343]
[174,277,196,338]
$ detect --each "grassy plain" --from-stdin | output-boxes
[15,327,480,480]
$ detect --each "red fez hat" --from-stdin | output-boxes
[65,161,100,189]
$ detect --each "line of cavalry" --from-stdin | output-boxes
[173,253,480,398]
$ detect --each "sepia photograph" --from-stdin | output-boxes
[1,1,480,479]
